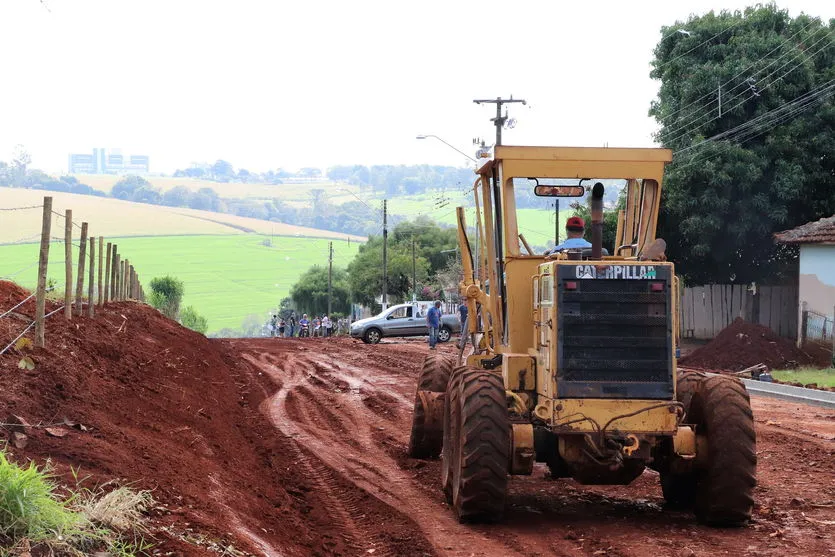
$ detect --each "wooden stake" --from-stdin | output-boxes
[97,237,104,306]
[64,209,72,320]
[34,197,52,348]
[104,242,112,304]
[110,247,118,301]
[75,222,88,316]
[87,237,95,318]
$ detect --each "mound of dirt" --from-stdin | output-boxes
[0,281,374,555]
[679,317,813,371]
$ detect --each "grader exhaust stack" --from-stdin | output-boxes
[408,145,756,527]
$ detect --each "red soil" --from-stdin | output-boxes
[2,282,833,556]
[679,317,813,371]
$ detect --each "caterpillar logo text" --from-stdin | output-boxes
[575,265,657,280]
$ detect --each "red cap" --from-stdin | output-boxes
[566,216,585,230]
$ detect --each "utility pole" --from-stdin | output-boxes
[382,199,388,310]
[473,96,527,146]
[412,238,417,302]
[327,241,333,316]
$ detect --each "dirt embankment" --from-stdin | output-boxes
[2,279,834,556]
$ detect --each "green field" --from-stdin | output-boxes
[772,367,835,387]
[0,235,358,333]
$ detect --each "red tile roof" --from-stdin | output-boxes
[774,215,835,244]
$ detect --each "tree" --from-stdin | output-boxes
[149,275,185,320]
[180,305,208,334]
[162,185,192,207]
[289,265,351,316]
[11,145,31,185]
[650,6,835,283]
[112,175,152,200]
[346,233,430,310]
[211,160,234,181]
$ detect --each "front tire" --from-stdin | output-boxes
[408,354,453,458]
[661,372,756,526]
[437,326,452,343]
[450,370,509,522]
[363,328,382,344]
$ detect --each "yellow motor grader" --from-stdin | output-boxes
[408,145,756,526]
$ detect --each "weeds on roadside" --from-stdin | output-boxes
[0,450,154,556]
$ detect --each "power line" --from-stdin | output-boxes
[655,18,818,127]
[661,29,834,147]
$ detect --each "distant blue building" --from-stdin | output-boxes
[68,148,149,175]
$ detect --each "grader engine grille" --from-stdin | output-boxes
[556,265,673,399]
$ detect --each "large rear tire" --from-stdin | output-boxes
[450,370,509,522]
[441,365,467,502]
[407,353,453,458]
[694,375,757,526]
[661,372,756,526]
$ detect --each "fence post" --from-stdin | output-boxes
[120,259,127,301]
[74,222,88,316]
[104,242,112,304]
[34,197,53,348]
[800,301,808,348]
[97,237,104,306]
[87,237,95,318]
[832,305,835,368]
[129,266,135,299]
[111,247,118,301]
[63,209,72,320]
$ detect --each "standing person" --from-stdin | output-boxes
[426,300,442,350]
[288,312,297,338]
[269,314,278,337]
[278,317,286,338]
[458,301,468,348]
[322,315,331,338]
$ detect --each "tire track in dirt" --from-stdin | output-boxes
[242,345,519,556]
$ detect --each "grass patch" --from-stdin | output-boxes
[0,452,154,556]
[771,367,835,387]
[0,452,82,548]
[0,234,359,332]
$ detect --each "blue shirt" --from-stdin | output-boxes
[458,304,468,323]
[552,237,591,251]
[427,306,441,328]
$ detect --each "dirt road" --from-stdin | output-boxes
[227,337,835,557]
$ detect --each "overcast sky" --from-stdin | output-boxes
[0,0,832,174]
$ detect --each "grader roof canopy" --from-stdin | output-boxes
[479,146,672,182]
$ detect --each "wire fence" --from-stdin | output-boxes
[0,196,147,351]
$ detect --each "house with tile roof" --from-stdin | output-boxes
[774,215,835,344]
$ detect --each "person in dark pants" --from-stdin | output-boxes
[458,301,468,348]
[288,312,297,337]
[426,300,442,350]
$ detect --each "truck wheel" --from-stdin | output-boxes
[450,370,509,522]
[660,371,702,508]
[661,373,756,526]
[408,354,453,458]
[693,375,757,526]
[363,328,382,344]
[438,326,452,343]
[441,365,467,502]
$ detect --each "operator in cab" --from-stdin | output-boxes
[544,216,591,255]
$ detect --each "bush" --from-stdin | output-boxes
[180,305,208,334]
[148,275,184,320]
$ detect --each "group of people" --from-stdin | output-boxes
[269,312,338,338]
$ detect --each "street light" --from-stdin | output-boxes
[416,134,477,163]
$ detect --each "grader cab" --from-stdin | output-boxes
[408,146,756,526]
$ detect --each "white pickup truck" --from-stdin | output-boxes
[350,302,461,344]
